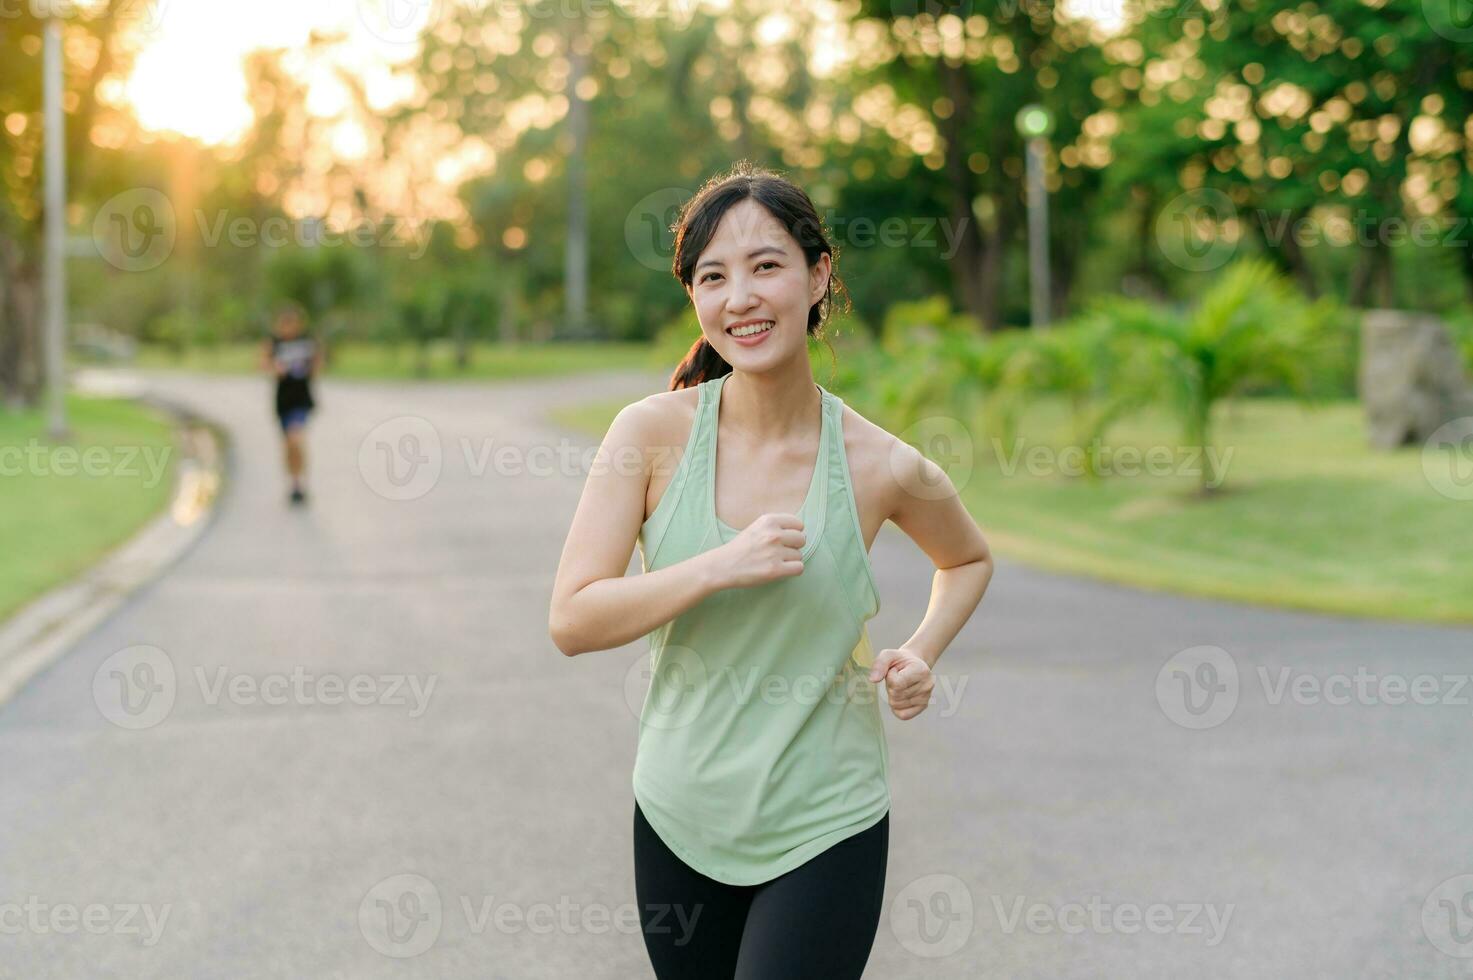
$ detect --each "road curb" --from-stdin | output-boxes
[0,376,229,706]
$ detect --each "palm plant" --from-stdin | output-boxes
[1096,258,1337,493]
[1000,318,1155,481]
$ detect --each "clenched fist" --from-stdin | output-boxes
[868,647,935,720]
[717,512,806,589]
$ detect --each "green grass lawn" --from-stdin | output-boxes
[0,395,177,623]
[549,387,1473,625]
[126,340,664,380]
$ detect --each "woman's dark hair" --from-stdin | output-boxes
[667,160,849,390]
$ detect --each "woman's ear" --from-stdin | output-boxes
[809,252,832,305]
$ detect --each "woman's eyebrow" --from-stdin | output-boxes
[695,245,785,273]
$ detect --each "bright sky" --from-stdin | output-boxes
[123,0,1129,146]
[124,0,428,145]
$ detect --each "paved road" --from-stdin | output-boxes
[2,369,1470,978]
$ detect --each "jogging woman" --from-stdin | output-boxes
[258,301,323,505]
[549,162,993,979]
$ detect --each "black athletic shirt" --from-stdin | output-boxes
[269,332,318,415]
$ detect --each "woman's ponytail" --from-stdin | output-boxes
[668,335,732,391]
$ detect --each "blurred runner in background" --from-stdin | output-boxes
[259,301,324,506]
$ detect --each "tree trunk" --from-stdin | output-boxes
[1261,206,1318,298]
[0,235,42,409]
[563,23,590,339]
[453,314,470,370]
[936,58,996,331]
[497,263,520,343]
[1126,190,1169,300]
[1463,212,1473,306]
[1348,242,1392,308]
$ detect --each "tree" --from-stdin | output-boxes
[0,3,133,406]
[1115,0,1473,306]
[847,4,1113,329]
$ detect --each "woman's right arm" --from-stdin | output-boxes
[547,397,805,657]
[549,398,727,656]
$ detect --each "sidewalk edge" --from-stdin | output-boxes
[0,390,230,707]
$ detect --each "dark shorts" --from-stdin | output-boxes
[278,406,312,432]
[633,802,889,979]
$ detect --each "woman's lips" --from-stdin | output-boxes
[727,320,775,347]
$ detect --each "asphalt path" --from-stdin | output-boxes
[1,368,1469,978]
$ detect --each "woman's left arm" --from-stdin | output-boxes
[868,437,994,718]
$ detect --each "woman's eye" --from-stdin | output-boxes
[699,262,774,282]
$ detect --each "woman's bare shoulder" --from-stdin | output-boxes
[836,398,902,468]
[835,398,918,524]
[613,385,701,457]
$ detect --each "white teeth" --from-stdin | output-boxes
[731,320,774,337]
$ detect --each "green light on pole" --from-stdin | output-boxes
[1015,104,1054,328]
[1015,104,1054,139]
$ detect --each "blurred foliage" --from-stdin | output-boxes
[2,0,1471,408]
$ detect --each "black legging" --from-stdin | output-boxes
[633,802,889,979]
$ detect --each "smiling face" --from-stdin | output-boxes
[687,198,830,370]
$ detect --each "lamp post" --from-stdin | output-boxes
[1015,103,1054,330]
[43,15,69,437]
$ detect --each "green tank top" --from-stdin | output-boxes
[633,372,887,886]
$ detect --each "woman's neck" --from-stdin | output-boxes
[721,366,821,442]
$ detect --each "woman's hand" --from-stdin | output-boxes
[868,647,935,720]
[715,512,806,589]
